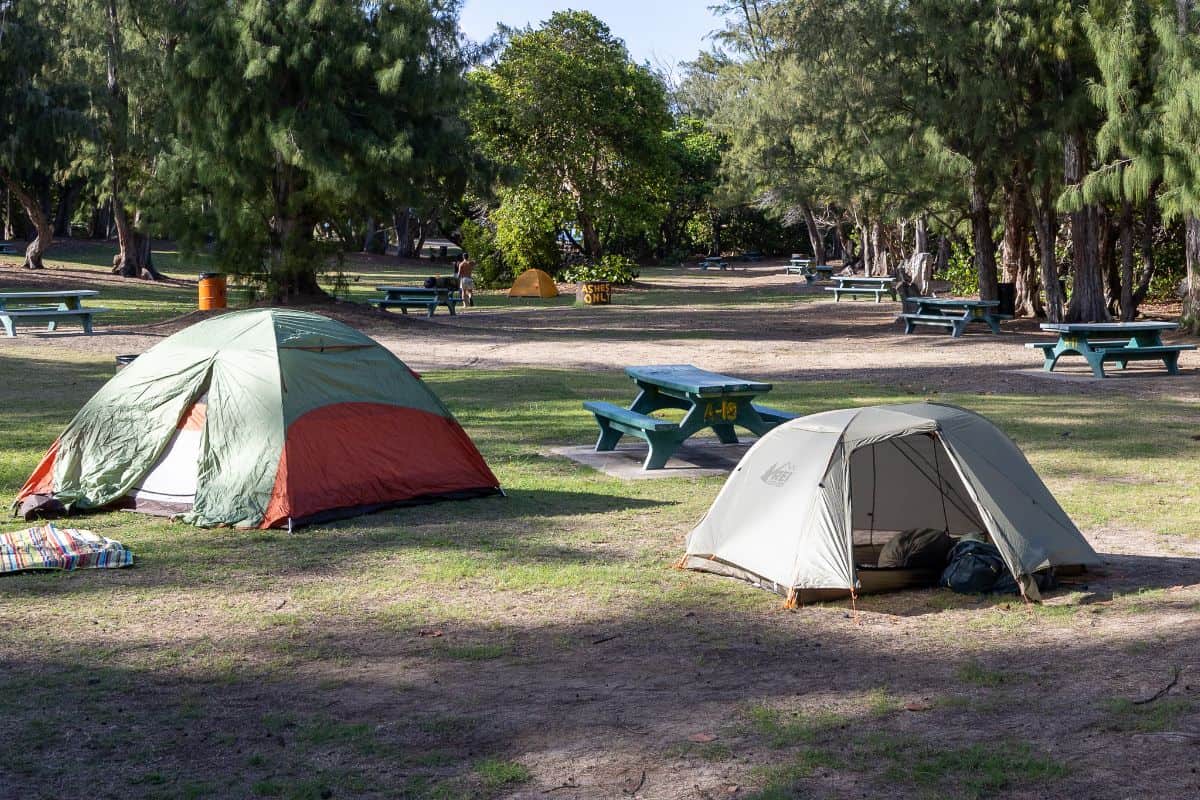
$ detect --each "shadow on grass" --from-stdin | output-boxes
[1,594,1197,799]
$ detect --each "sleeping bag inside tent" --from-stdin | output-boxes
[683,403,1099,602]
[15,309,500,528]
[508,269,558,298]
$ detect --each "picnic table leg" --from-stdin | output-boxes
[81,314,93,335]
[642,432,680,470]
[447,300,457,316]
[1079,344,1107,378]
[733,403,775,438]
[950,317,968,338]
[593,416,623,452]
[1042,341,1068,372]
[712,423,738,444]
[1164,351,1182,375]
[903,317,916,334]
[1,316,13,337]
[425,303,436,318]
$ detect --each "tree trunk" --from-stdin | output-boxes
[914,217,929,256]
[935,236,950,276]
[1064,131,1109,322]
[834,222,854,267]
[1132,185,1159,311]
[579,211,602,259]
[870,219,888,276]
[1031,178,1063,322]
[1099,207,1120,315]
[801,203,826,264]
[1118,197,1136,321]
[857,217,874,274]
[4,185,15,241]
[53,180,83,238]
[1000,177,1040,316]
[1184,215,1200,333]
[969,170,999,301]
[394,208,416,258]
[0,169,52,269]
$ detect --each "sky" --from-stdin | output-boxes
[459,0,724,69]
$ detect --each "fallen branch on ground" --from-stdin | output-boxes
[1133,666,1181,705]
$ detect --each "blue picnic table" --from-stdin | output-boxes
[370,285,460,316]
[899,298,1011,337]
[826,276,896,302]
[0,289,108,337]
[1028,322,1195,378]
[583,364,799,470]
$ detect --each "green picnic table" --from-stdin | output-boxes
[370,285,460,316]
[700,256,730,271]
[826,276,897,302]
[1027,322,1195,378]
[582,364,799,470]
[0,289,109,337]
[785,256,811,276]
[899,298,1011,337]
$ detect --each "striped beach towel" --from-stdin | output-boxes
[1,524,134,573]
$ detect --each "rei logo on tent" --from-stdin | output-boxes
[760,462,795,487]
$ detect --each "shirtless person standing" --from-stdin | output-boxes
[455,252,475,307]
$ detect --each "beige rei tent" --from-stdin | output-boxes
[509,269,559,298]
[683,403,1098,603]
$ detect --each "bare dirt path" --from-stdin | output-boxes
[5,261,1198,402]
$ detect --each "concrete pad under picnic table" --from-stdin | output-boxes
[550,438,755,479]
[1012,365,1195,382]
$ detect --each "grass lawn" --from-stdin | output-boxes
[2,245,1199,799]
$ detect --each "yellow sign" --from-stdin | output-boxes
[704,400,738,422]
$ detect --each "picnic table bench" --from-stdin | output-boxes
[826,276,897,302]
[370,286,460,317]
[899,298,1011,338]
[0,290,108,337]
[0,243,16,255]
[1027,322,1195,378]
[583,364,799,470]
[700,257,730,271]
[784,256,812,276]
[797,264,837,285]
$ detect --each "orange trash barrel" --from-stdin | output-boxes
[198,272,227,310]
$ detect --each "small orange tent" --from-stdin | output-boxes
[509,269,559,298]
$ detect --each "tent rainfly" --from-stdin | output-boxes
[15,309,500,528]
[683,403,1099,603]
[508,269,559,298]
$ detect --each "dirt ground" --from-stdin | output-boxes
[4,261,1198,399]
[3,260,1200,799]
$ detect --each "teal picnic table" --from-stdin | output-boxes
[1028,322,1195,378]
[0,289,107,337]
[900,298,1010,337]
[582,364,799,470]
[826,276,897,302]
[370,285,460,316]
[785,256,812,276]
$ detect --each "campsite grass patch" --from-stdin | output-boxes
[870,736,1069,799]
[1101,696,1194,732]
[4,287,1200,799]
[740,703,844,748]
[955,659,1011,687]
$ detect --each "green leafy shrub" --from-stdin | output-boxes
[493,191,562,277]
[939,246,977,296]
[560,254,640,284]
[459,219,510,289]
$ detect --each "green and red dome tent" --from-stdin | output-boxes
[15,309,500,528]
